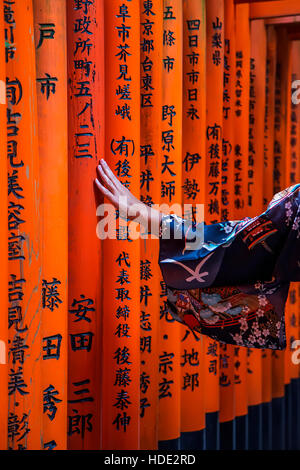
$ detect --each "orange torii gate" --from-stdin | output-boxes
[181,0,206,448]
[219,0,236,444]
[101,0,141,450]
[0,0,7,451]
[158,0,183,448]
[233,2,250,449]
[204,0,224,448]
[139,0,163,450]
[6,0,42,450]
[67,0,104,449]
[33,0,68,449]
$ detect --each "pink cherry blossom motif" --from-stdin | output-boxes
[239,317,248,332]
[231,333,244,345]
[248,334,256,344]
[252,322,261,336]
[256,308,264,318]
[262,328,270,337]
[242,305,250,314]
[257,337,265,346]
[258,295,268,307]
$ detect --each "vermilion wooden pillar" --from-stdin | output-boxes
[67,0,104,449]
[219,0,236,434]
[204,1,224,446]
[263,26,276,207]
[247,18,267,450]
[181,0,206,443]
[101,0,140,450]
[261,25,276,439]
[6,0,42,450]
[33,0,68,449]
[271,29,289,438]
[139,0,163,450]
[233,3,250,433]
[0,0,7,450]
[158,0,183,447]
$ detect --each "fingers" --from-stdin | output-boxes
[100,159,124,191]
[94,178,117,207]
[97,163,117,194]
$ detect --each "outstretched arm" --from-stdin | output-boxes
[94,159,162,235]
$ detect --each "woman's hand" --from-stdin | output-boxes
[94,159,161,235]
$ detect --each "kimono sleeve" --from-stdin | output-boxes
[158,185,300,350]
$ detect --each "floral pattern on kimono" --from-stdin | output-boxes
[159,184,300,350]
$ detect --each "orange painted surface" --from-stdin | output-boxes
[219,0,235,424]
[33,0,68,449]
[139,0,163,449]
[6,0,42,450]
[67,0,104,449]
[250,0,300,20]
[0,0,7,450]
[272,27,290,400]
[246,19,267,408]
[181,0,206,433]
[204,0,224,415]
[286,41,300,382]
[101,0,140,449]
[232,2,250,418]
[261,25,276,405]
[158,0,182,442]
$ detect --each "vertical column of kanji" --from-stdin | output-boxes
[67,0,104,449]
[204,1,224,444]
[5,0,42,450]
[261,25,276,427]
[33,0,68,450]
[219,0,236,434]
[246,19,267,450]
[181,0,206,442]
[233,4,250,439]
[263,26,276,207]
[101,0,140,449]
[0,0,7,451]
[273,27,289,196]
[139,0,163,450]
[158,0,182,446]
[271,29,289,447]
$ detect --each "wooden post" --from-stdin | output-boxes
[158,0,183,446]
[6,0,42,450]
[139,0,163,450]
[271,29,289,450]
[101,0,140,449]
[181,0,206,444]
[0,0,7,450]
[204,1,224,447]
[219,0,236,435]
[247,18,267,450]
[33,0,68,449]
[233,3,250,439]
[67,0,104,449]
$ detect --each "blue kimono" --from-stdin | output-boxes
[159,184,300,350]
